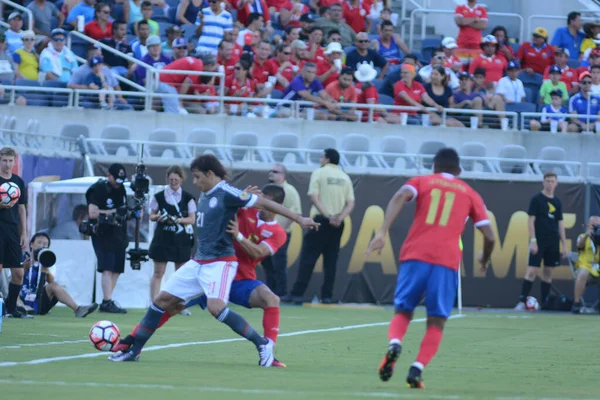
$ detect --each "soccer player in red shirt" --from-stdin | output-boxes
[454,0,488,50]
[366,148,495,388]
[468,35,507,84]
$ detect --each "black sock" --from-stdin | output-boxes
[519,279,534,303]
[130,303,165,354]
[216,307,267,347]
[540,281,551,305]
[6,282,22,313]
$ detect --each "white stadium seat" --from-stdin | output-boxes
[307,134,337,164]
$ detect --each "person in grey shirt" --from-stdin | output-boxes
[50,204,88,240]
[27,0,64,37]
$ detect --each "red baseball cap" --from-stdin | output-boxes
[579,71,592,80]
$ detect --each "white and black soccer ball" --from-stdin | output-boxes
[89,320,120,351]
[525,296,540,311]
[0,182,20,204]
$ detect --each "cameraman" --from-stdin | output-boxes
[148,165,196,303]
[87,163,129,314]
[572,216,600,314]
[21,232,98,317]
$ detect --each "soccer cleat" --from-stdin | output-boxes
[513,301,526,311]
[179,309,192,316]
[406,366,425,389]
[258,338,275,367]
[571,302,582,314]
[111,335,135,353]
[378,342,401,382]
[272,358,286,368]
[6,310,34,319]
[109,350,140,362]
[100,300,127,314]
[75,303,98,318]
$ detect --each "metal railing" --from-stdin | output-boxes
[400,0,426,41]
[409,8,524,51]
[527,13,600,44]
[520,112,600,132]
[0,127,78,152]
[0,0,33,31]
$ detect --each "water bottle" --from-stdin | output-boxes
[0,296,4,333]
[241,102,248,116]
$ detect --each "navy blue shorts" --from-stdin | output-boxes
[184,279,264,309]
[394,260,458,318]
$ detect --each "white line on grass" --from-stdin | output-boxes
[0,314,465,367]
[0,339,89,350]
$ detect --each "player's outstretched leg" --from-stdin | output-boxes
[406,316,445,389]
[248,284,285,368]
[378,312,411,382]
[112,310,174,353]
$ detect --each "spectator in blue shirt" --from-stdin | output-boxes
[568,71,600,132]
[530,90,568,132]
[39,29,78,83]
[137,36,172,85]
[280,62,339,118]
[131,20,151,59]
[67,0,98,30]
[551,11,585,60]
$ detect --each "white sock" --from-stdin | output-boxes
[389,338,401,346]
[411,361,424,371]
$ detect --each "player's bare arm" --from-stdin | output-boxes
[254,195,319,229]
[226,217,270,259]
[477,224,495,272]
[528,215,537,255]
[558,220,568,259]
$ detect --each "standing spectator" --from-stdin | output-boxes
[162,25,183,59]
[252,40,276,86]
[101,22,136,79]
[67,0,97,30]
[177,0,207,25]
[424,66,464,127]
[551,11,585,60]
[567,71,600,133]
[325,66,359,121]
[441,37,461,73]
[195,0,234,55]
[50,205,88,240]
[217,40,238,78]
[454,0,487,50]
[159,55,205,113]
[5,12,24,53]
[468,35,507,84]
[13,31,39,81]
[235,0,271,28]
[123,0,143,25]
[539,65,569,105]
[491,25,515,62]
[131,20,151,59]
[342,0,370,35]
[371,21,408,66]
[40,29,78,83]
[27,0,63,37]
[418,50,459,89]
[138,36,172,85]
[262,164,302,298]
[345,32,387,77]
[495,61,526,104]
[171,38,189,60]
[515,172,567,311]
[543,48,578,94]
[530,90,568,132]
[270,43,296,91]
[517,27,554,75]
[280,62,339,118]
[84,3,113,41]
[134,1,160,37]
[313,3,356,47]
[284,148,355,305]
[571,216,600,314]
[317,41,344,87]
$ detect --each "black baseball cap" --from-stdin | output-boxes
[108,163,127,184]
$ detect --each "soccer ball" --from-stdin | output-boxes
[525,296,540,311]
[89,320,120,351]
[0,182,20,205]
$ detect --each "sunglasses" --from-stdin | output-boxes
[174,46,186,49]
[434,55,445,60]
[100,9,110,14]
[581,81,593,85]
[23,38,34,42]
[269,170,282,174]
[53,37,65,42]
[234,66,242,70]
[283,51,291,55]
[330,37,341,42]
[357,39,369,43]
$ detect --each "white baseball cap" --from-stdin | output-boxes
[441,37,458,49]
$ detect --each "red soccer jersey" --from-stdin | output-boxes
[455,4,487,49]
[317,59,341,87]
[399,173,490,270]
[218,53,239,78]
[234,208,287,281]
[252,56,277,84]
[543,64,578,91]
[225,75,256,104]
[269,58,296,91]
[356,82,379,121]
[468,54,506,84]
[393,80,426,115]
[160,57,204,87]
[343,1,370,34]
[517,42,554,74]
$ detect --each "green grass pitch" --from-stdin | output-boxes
[0,305,597,400]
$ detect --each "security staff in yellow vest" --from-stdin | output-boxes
[572,216,600,314]
[262,164,302,297]
[284,148,355,304]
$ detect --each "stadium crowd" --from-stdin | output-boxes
[0,0,599,129]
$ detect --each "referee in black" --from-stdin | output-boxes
[515,172,568,310]
[0,147,30,318]
[285,148,355,304]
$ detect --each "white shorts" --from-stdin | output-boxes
[162,259,238,303]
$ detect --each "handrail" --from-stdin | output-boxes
[400,0,425,40]
[527,13,600,43]
[409,8,524,51]
[0,0,33,31]
[520,112,600,131]
[442,108,518,129]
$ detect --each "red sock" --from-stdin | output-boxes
[388,313,411,343]
[263,307,280,343]
[415,325,443,368]
[157,312,172,329]
[130,323,140,337]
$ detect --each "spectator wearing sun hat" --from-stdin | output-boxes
[40,28,78,83]
[516,27,554,75]
[317,41,345,87]
[354,61,382,122]
[468,34,507,84]
[441,37,461,73]
[540,65,569,105]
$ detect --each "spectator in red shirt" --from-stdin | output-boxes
[306,27,325,63]
[441,37,461,73]
[290,39,309,68]
[317,41,344,87]
[517,27,554,75]
[252,40,276,85]
[266,0,293,28]
[84,3,113,41]
[543,48,579,94]
[354,61,385,122]
[325,66,359,121]
[184,52,220,114]
[225,59,259,113]
[235,0,271,27]
[158,55,205,114]
[454,0,488,50]
[491,25,515,62]
[269,43,296,91]
[343,0,370,35]
[285,0,310,28]
[283,26,301,45]
[217,40,239,79]
[468,35,507,84]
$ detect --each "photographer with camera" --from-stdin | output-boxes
[572,216,600,314]
[86,163,129,314]
[148,166,196,305]
[20,232,98,317]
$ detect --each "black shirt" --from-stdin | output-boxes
[424,83,452,108]
[528,192,563,241]
[87,179,128,250]
[0,174,27,226]
[345,49,387,71]
[100,38,132,68]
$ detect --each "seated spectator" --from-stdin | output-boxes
[491,25,515,62]
[517,27,554,75]
[50,204,88,240]
[282,26,301,46]
[530,90,568,132]
[551,11,584,61]
[84,56,116,109]
[84,3,113,41]
[567,71,600,133]
[184,52,220,114]
[137,36,172,85]
[40,29,78,83]
[380,53,421,97]
[67,0,97,30]
[285,0,310,28]
[581,34,600,65]
[135,1,159,36]
[317,41,344,87]
[176,0,208,25]
[159,54,205,114]
[298,13,316,41]
[419,50,459,90]
[162,25,183,59]
[468,35,507,85]
[453,71,483,126]
[290,39,309,67]
[472,67,505,114]
[235,0,271,28]
[387,63,443,125]
[100,22,135,79]
[270,43,296,91]
[343,0,370,35]
[581,21,600,57]
[371,21,408,66]
[171,38,189,60]
[454,0,487,50]
[131,20,151,59]
[28,0,64,37]
[325,66,359,121]
[0,33,17,82]
[252,40,276,88]
[195,0,234,56]
[441,37,461,73]
[540,65,569,104]
[6,12,24,53]
[217,40,239,78]
[306,27,325,63]
[346,32,387,77]
[225,59,260,114]
[543,48,578,94]
[425,66,464,127]
[571,216,600,314]
[237,13,270,48]
[495,61,525,104]
[313,3,356,47]
[354,61,383,122]
[13,31,39,81]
